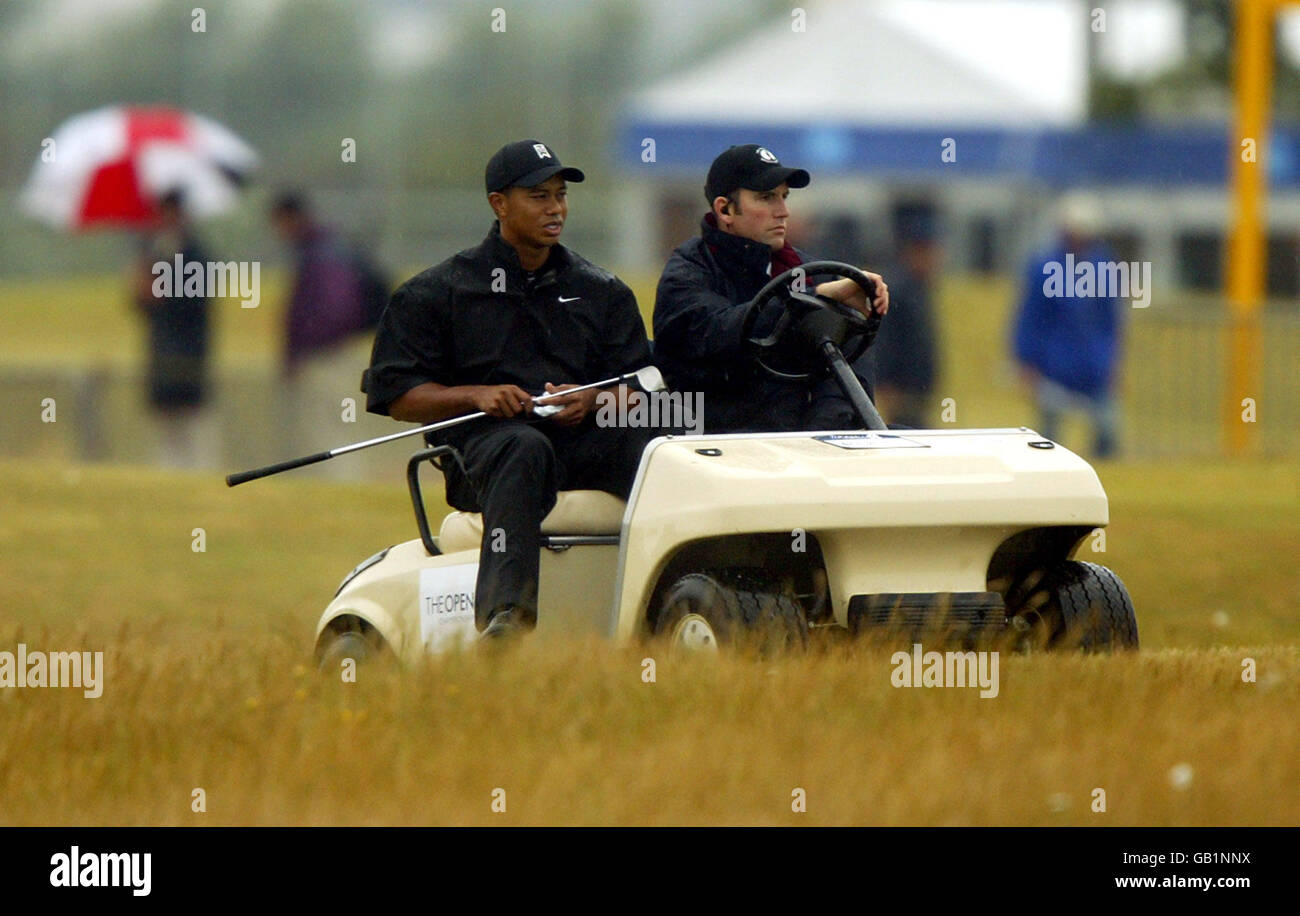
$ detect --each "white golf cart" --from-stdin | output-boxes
[307,262,1138,665]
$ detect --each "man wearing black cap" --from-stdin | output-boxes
[653,144,889,432]
[362,140,653,640]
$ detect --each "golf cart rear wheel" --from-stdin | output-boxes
[1007,561,1138,652]
[655,573,808,655]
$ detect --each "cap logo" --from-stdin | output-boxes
[533,143,552,159]
[756,147,778,164]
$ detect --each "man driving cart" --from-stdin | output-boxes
[653,144,890,433]
[362,140,654,641]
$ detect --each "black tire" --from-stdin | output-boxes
[1007,561,1138,652]
[654,572,808,654]
[316,617,387,673]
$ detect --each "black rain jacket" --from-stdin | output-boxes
[652,214,874,432]
[363,222,651,418]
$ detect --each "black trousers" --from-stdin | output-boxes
[436,418,655,630]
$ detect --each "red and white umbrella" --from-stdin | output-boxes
[21,105,259,231]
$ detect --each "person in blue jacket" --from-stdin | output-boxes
[1012,193,1124,458]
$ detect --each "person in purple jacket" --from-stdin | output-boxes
[271,191,387,472]
[1012,193,1124,458]
[271,191,378,375]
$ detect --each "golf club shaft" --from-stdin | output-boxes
[225,371,637,487]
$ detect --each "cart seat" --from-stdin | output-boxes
[437,489,627,553]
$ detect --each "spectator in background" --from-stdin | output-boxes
[870,201,941,429]
[270,191,389,470]
[1012,192,1123,458]
[133,188,215,468]
[270,191,387,376]
[810,212,866,266]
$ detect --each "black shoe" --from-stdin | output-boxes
[480,606,529,642]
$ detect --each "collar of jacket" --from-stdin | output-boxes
[480,220,572,283]
[700,211,773,279]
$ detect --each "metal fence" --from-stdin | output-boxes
[0,356,402,482]
[2,309,1297,477]
[1124,309,1300,457]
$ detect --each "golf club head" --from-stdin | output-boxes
[631,366,666,393]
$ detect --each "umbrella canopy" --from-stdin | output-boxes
[21,105,259,231]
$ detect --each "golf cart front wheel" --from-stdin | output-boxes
[654,573,808,655]
[1007,561,1138,652]
[316,615,388,673]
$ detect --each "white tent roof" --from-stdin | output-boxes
[629,0,1089,128]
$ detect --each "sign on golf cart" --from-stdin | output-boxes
[814,433,928,450]
[418,564,478,652]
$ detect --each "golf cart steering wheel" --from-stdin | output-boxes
[740,261,881,380]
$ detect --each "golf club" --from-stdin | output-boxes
[226,366,667,487]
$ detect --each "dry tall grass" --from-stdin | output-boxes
[1,458,1297,825]
[2,631,1295,826]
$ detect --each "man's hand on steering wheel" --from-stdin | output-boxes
[741,261,884,380]
[815,271,889,317]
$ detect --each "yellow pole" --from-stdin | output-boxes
[1226,0,1271,454]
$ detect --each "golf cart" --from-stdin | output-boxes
[260,261,1137,665]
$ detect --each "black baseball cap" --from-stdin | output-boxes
[485,140,585,194]
[705,144,810,202]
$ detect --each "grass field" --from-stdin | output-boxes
[2,262,1297,825]
[1,455,1297,825]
